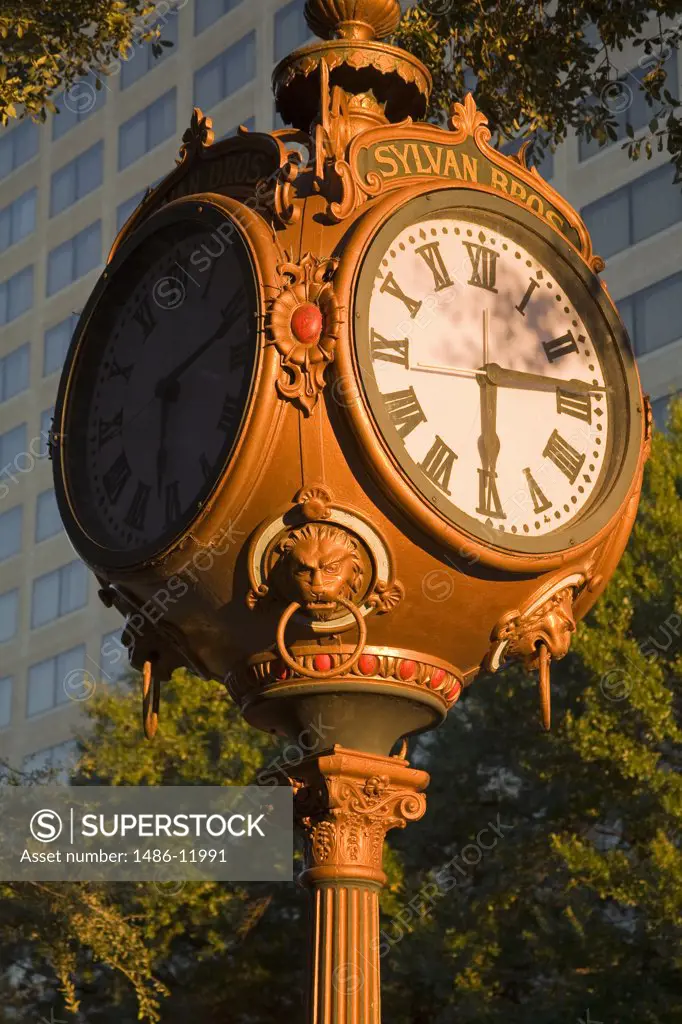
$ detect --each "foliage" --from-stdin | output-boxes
[395,2,682,177]
[0,1,178,125]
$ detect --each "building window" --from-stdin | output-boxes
[52,71,107,141]
[582,164,682,260]
[50,142,103,217]
[0,188,37,252]
[100,629,129,683]
[194,34,255,111]
[195,0,243,35]
[0,588,19,643]
[27,646,86,717]
[619,271,682,356]
[0,265,34,325]
[31,560,89,629]
[0,423,27,469]
[0,343,30,402]
[121,12,179,88]
[119,89,177,170]
[0,675,11,728]
[275,0,311,62]
[0,506,22,562]
[44,316,79,376]
[46,221,101,296]
[117,190,146,231]
[23,739,78,781]
[36,489,63,542]
[580,59,679,161]
[0,119,39,181]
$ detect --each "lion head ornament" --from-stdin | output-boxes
[273,523,365,621]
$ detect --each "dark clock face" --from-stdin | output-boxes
[354,190,640,555]
[60,208,258,560]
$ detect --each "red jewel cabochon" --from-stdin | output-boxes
[291,302,324,345]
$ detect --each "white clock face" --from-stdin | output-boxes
[355,200,622,551]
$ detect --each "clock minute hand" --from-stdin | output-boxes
[484,363,606,394]
[159,303,236,388]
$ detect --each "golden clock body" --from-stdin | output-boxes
[51,99,648,754]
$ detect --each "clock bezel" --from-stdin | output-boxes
[52,195,277,572]
[335,184,645,572]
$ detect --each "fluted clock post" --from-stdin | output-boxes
[285,747,429,1023]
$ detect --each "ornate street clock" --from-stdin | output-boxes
[50,2,650,1020]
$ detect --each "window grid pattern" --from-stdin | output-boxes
[0,589,19,644]
[618,271,682,356]
[0,119,38,181]
[0,505,22,563]
[44,316,79,377]
[0,343,30,402]
[274,0,311,61]
[46,222,101,296]
[50,142,103,217]
[36,489,63,542]
[27,646,85,718]
[582,163,682,260]
[194,34,256,111]
[121,12,179,88]
[100,629,129,683]
[0,423,27,469]
[119,89,177,170]
[0,188,37,252]
[52,71,107,141]
[23,740,78,781]
[31,560,89,630]
[0,265,34,325]
[195,0,244,35]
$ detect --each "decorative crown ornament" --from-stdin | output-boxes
[304,0,402,40]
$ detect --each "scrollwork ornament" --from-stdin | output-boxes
[266,252,343,415]
[177,107,215,164]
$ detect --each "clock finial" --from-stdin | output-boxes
[304,0,401,41]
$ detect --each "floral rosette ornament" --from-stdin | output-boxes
[267,252,342,414]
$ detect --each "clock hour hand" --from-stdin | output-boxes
[477,377,506,520]
[483,363,607,394]
[159,295,244,388]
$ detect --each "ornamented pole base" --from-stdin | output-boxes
[284,745,429,1023]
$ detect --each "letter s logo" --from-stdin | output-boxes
[30,809,63,843]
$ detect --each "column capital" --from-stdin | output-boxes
[286,745,429,886]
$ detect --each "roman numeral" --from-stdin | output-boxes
[543,430,585,484]
[477,469,506,519]
[217,395,240,432]
[165,480,182,526]
[230,341,250,372]
[107,357,133,382]
[556,389,592,423]
[370,328,409,367]
[524,467,552,514]
[380,272,422,319]
[516,278,540,316]
[124,481,151,531]
[199,453,212,481]
[133,298,156,341]
[415,242,453,292]
[543,330,579,363]
[420,436,457,496]
[382,388,427,439]
[102,452,132,505]
[463,242,499,292]
[98,410,123,446]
